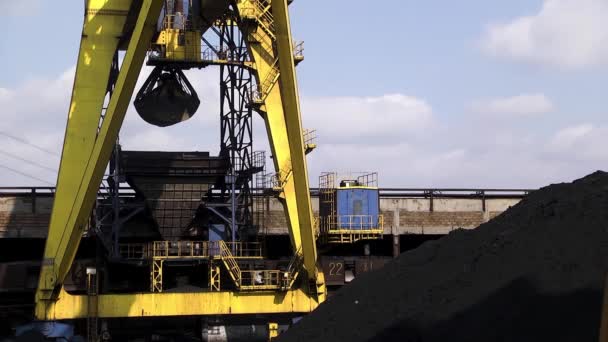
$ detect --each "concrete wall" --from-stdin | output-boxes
[0,193,522,238]
[259,196,521,235]
[0,195,53,238]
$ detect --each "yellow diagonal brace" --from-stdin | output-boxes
[271,0,318,278]
[36,0,163,319]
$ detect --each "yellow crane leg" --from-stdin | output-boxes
[237,0,325,300]
[35,0,164,320]
[38,288,319,320]
[269,0,318,280]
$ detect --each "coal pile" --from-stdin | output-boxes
[281,171,608,342]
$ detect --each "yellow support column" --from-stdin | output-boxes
[37,0,133,303]
[237,0,325,300]
[209,262,221,291]
[36,0,164,319]
[270,0,318,282]
[151,260,164,293]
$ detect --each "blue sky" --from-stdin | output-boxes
[1,0,608,188]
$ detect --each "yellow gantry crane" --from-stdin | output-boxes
[35,0,325,320]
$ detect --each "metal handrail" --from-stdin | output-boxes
[118,241,263,260]
[201,46,249,63]
[240,270,282,288]
[320,214,384,232]
[357,172,378,187]
[0,186,533,198]
[303,128,317,146]
[293,41,304,58]
[161,14,193,31]
[222,242,264,258]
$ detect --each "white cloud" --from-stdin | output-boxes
[549,124,594,149]
[0,0,42,17]
[0,88,14,102]
[481,0,608,69]
[301,94,434,144]
[0,64,221,185]
[470,94,554,116]
[1,65,607,189]
[544,123,608,162]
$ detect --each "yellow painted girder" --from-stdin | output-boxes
[237,0,318,282]
[36,0,164,317]
[37,0,134,302]
[269,0,318,279]
[38,288,319,320]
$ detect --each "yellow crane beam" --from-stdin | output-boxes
[37,288,319,320]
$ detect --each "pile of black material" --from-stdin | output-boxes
[281,171,608,342]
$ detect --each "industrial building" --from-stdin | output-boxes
[0,181,527,340]
[0,0,533,341]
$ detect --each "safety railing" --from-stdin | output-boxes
[233,151,265,174]
[284,247,303,289]
[320,215,384,232]
[0,186,532,200]
[303,128,317,147]
[319,172,337,190]
[161,14,193,31]
[252,151,266,170]
[253,0,275,30]
[293,41,304,60]
[221,242,264,259]
[271,167,293,191]
[240,0,275,37]
[252,59,280,103]
[318,215,384,244]
[151,240,210,259]
[218,240,242,286]
[118,240,263,260]
[252,167,290,191]
[240,270,283,290]
[201,46,251,64]
[357,172,378,187]
[239,249,302,290]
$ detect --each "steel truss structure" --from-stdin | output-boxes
[218,13,258,241]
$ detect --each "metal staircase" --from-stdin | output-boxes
[251,0,276,40]
[254,59,280,103]
[243,0,305,105]
[284,248,304,289]
[218,240,242,288]
[244,0,280,105]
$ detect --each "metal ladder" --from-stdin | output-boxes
[87,268,99,342]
